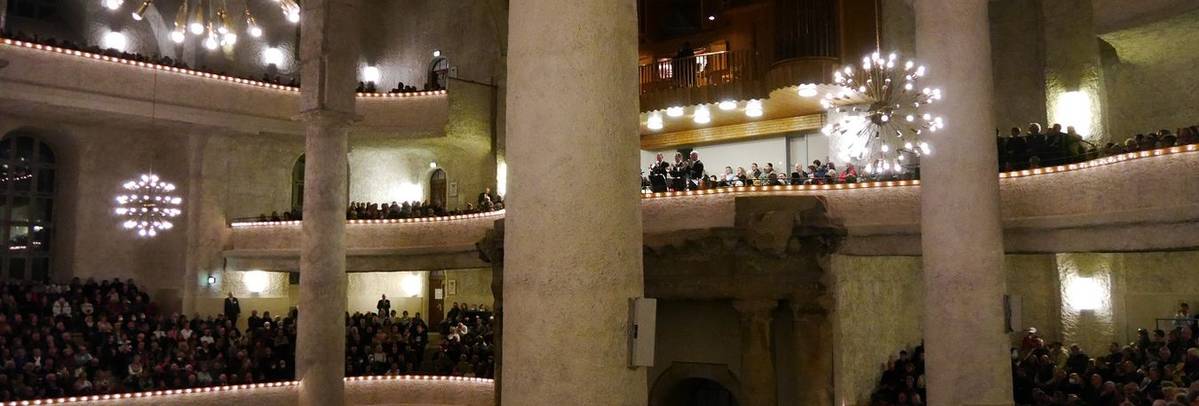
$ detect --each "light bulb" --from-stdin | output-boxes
[222,32,237,46]
[692,106,711,124]
[665,106,684,117]
[189,22,204,35]
[204,35,218,50]
[170,30,185,44]
[103,0,123,11]
[248,25,263,37]
[286,9,300,23]
[646,113,664,130]
[717,100,737,111]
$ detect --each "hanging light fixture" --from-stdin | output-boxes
[189,0,206,35]
[170,0,189,43]
[821,51,942,173]
[131,0,153,21]
[204,23,220,50]
[279,0,300,23]
[244,4,263,38]
[114,173,183,238]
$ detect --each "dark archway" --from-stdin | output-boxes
[429,169,447,208]
[665,378,738,406]
[0,131,55,281]
[427,56,449,90]
[650,362,744,406]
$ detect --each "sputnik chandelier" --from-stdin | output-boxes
[114,173,183,238]
[820,51,943,174]
[106,0,299,50]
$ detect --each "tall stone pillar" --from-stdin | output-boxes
[733,299,778,406]
[504,0,644,404]
[790,304,832,406]
[0,0,8,33]
[915,0,1014,405]
[294,0,358,405]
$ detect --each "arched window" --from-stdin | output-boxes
[429,169,447,208]
[291,154,350,211]
[291,155,305,211]
[0,132,55,281]
[427,56,449,90]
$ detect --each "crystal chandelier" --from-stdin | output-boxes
[820,51,943,175]
[114,173,183,238]
[114,0,298,48]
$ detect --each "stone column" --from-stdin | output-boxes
[0,0,7,33]
[790,304,832,406]
[915,0,1014,405]
[733,299,778,406]
[294,0,358,405]
[504,0,644,404]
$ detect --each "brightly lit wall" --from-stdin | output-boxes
[346,271,428,316]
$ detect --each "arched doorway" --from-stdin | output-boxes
[292,153,351,212]
[650,362,744,406]
[0,131,55,281]
[429,169,447,208]
[664,378,738,406]
[427,56,449,90]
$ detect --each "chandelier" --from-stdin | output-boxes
[820,51,943,175]
[114,173,183,238]
[107,0,300,50]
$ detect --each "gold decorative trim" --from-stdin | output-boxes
[641,114,825,150]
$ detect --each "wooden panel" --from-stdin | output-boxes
[640,114,825,150]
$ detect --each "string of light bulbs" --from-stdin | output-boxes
[103,0,299,50]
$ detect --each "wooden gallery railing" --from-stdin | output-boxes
[638,50,757,95]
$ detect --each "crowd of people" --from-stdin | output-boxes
[642,151,887,193]
[252,188,504,223]
[0,279,494,402]
[2,31,441,95]
[871,303,1199,405]
[998,122,1199,171]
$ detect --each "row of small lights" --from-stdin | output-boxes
[227,144,1199,228]
[0,38,445,99]
[645,84,820,130]
[1,375,494,405]
[230,209,505,228]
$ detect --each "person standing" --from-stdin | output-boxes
[224,293,241,324]
[376,294,391,317]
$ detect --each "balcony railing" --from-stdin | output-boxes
[639,50,757,95]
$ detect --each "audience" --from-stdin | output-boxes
[1,31,438,95]
[998,122,1199,171]
[871,303,1199,406]
[644,152,891,193]
[0,278,493,402]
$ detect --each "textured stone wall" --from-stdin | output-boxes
[1102,9,1199,140]
[445,268,493,313]
[1005,254,1062,343]
[831,255,924,406]
[989,0,1048,131]
[649,300,743,395]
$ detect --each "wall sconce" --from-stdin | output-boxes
[207,274,217,286]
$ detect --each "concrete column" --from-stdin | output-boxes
[504,0,644,404]
[915,0,1014,405]
[0,0,7,33]
[294,0,358,405]
[733,299,777,406]
[790,306,832,406]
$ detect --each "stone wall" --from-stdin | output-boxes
[831,255,924,406]
[1102,9,1199,140]
[445,268,493,313]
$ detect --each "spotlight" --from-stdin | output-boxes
[262,47,284,66]
[797,84,818,98]
[102,31,128,52]
[131,0,152,21]
[708,15,716,21]
[206,275,216,285]
[433,50,441,57]
[646,113,664,130]
[361,66,381,83]
[693,106,711,124]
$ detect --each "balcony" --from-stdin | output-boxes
[0,38,448,137]
[639,50,764,112]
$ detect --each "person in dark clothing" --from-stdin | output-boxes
[687,151,704,190]
[376,295,391,317]
[224,293,241,323]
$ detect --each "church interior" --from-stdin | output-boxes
[0,0,1198,404]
